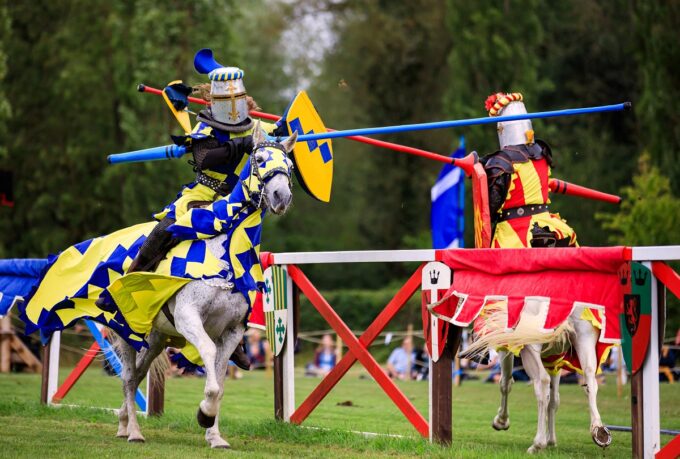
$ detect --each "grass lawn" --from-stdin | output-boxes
[0,366,678,458]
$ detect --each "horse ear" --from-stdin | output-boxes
[252,120,264,147]
[280,130,298,153]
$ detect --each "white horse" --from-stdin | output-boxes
[468,299,612,454]
[115,126,297,448]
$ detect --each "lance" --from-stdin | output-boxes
[121,85,625,204]
[548,179,621,204]
[135,84,475,172]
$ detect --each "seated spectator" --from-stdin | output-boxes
[305,334,337,377]
[660,344,678,383]
[412,343,429,381]
[245,330,267,370]
[475,348,501,383]
[386,336,415,381]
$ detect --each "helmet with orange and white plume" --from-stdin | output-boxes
[485,92,535,149]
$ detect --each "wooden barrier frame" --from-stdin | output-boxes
[270,249,459,442]
[40,319,162,416]
[269,247,680,456]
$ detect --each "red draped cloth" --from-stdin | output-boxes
[432,247,628,372]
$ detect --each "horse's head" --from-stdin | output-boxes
[245,121,297,215]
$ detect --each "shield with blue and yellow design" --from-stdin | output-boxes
[263,266,288,356]
[285,91,333,202]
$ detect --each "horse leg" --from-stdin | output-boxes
[205,325,245,449]
[521,344,551,454]
[118,342,145,442]
[173,304,220,428]
[547,372,561,446]
[572,319,611,448]
[492,350,514,431]
[116,330,167,438]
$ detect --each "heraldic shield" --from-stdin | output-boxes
[285,91,334,202]
[263,266,289,356]
[620,261,652,374]
[421,261,452,362]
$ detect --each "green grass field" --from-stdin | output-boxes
[1,366,678,458]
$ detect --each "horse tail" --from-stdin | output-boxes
[107,328,170,383]
[464,300,574,358]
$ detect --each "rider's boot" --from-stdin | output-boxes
[229,342,251,371]
[127,217,180,273]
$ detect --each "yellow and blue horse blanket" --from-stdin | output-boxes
[20,203,264,351]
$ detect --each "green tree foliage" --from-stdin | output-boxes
[0,0,241,256]
[0,0,677,295]
[445,0,641,246]
[261,0,455,287]
[597,153,680,246]
[634,0,680,194]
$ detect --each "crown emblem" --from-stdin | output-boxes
[429,269,440,284]
[618,265,629,285]
[633,268,648,286]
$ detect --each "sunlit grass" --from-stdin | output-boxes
[0,366,678,458]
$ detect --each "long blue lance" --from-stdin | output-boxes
[107,102,631,165]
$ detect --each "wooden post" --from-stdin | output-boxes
[616,346,623,397]
[147,365,165,416]
[631,365,644,458]
[281,267,296,421]
[274,266,297,421]
[431,325,462,445]
[273,352,284,420]
[632,265,664,458]
[0,314,10,373]
[40,341,51,405]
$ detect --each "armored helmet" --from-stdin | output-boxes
[485,92,534,148]
[194,49,250,126]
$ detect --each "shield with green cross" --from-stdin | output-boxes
[263,266,289,356]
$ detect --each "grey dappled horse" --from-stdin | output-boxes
[116,125,297,448]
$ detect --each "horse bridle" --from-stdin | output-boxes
[245,141,293,210]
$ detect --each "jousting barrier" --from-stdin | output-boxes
[258,246,679,458]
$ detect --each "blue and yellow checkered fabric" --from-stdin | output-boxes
[19,145,291,352]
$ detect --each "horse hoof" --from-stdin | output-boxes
[592,426,612,448]
[197,407,216,428]
[211,442,231,449]
[492,416,510,431]
[527,445,544,454]
[127,435,145,443]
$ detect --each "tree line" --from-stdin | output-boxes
[0,0,678,291]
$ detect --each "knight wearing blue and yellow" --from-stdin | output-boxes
[125,50,284,368]
[481,92,577,248]
[130,51,281,275]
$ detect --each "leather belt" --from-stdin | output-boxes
[195,172,224,193]
[498,204,549,221]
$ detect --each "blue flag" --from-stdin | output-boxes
[431,137,465,249]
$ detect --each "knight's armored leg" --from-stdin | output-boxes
[229,340,251,371]
[128,217,181,273]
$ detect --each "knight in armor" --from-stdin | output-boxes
[125,51,285,369]
[481,92,577,248]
